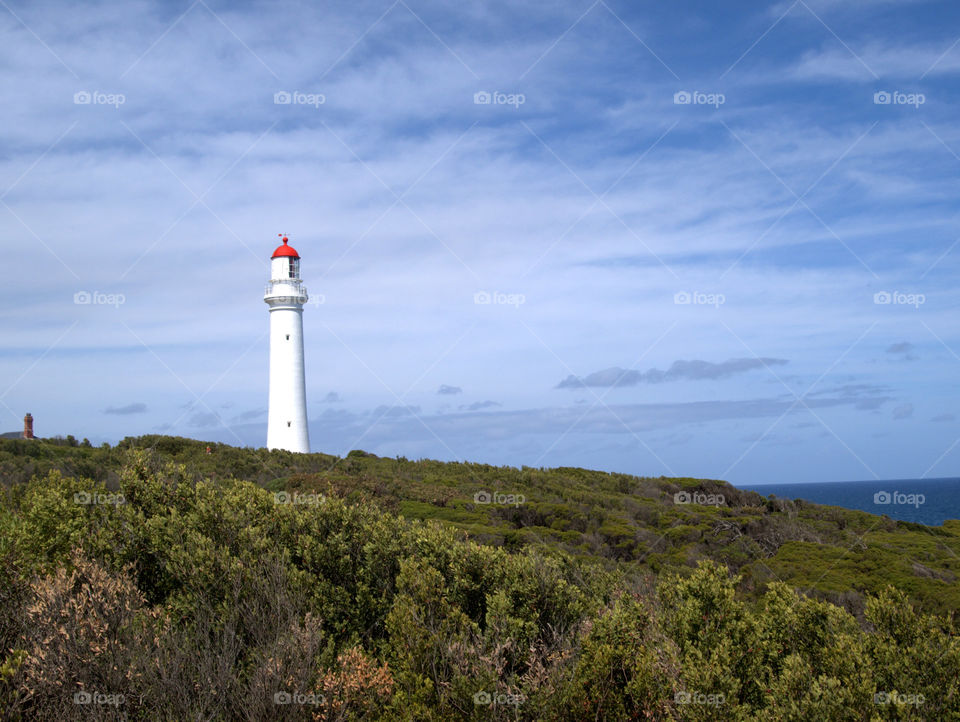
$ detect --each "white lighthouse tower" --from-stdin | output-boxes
[265,234,310,453]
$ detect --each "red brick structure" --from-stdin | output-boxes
[23,413,34,439]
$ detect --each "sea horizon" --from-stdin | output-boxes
[736,477,960,527]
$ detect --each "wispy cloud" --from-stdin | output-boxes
[370,405,421,418]
[886,341,917,360]
[461,400,501,411]
[189,412,221,429]
[893,403,914,420]
[557,358,788,389]
[230,408,266,423]
[103,402,147,415]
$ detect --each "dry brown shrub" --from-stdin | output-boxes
[312,647,394,722]
[15,551,158,721]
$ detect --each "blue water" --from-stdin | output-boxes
[736,478,960,527]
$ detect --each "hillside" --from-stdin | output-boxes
[2,435,958,615]
[0,436,958,720]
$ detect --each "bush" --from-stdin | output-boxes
[1,444,959,720]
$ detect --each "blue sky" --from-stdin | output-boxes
[1,0,959,484]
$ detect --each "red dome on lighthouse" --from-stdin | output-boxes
[272,235,300,258]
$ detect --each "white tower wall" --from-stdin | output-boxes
[265,240,310,453]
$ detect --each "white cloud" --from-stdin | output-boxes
[1,1,958,482]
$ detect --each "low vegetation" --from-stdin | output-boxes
[0,436,957,719]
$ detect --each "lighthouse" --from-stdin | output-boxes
[264,235,310,453]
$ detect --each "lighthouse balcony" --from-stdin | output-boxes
[264,281,308,303]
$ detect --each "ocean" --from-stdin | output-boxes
[736,477,960,527]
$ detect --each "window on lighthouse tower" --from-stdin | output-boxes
[288,258,299,278]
